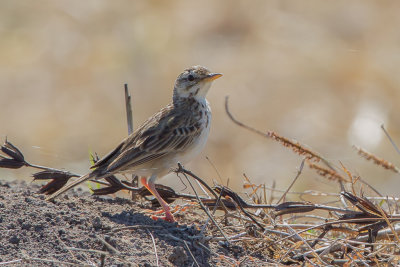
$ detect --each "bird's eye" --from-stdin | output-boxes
[187,74,194,81]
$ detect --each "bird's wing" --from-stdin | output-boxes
[92,103,204,174]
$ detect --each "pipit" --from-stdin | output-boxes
[46,65,222,222]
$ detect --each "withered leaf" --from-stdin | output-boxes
[1,140,24,162]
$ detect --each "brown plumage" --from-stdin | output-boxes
[46,65,222,222]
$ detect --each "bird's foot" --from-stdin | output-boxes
[143,205,180,222]
[143,205,181,215]
[150,213,175,222]
[143,208,166,215]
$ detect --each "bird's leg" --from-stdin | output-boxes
[140,176,175,222]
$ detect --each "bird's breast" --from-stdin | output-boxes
[177,104,211,164]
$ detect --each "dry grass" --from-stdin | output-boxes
[1,97,400,265]
[1,4,400,262]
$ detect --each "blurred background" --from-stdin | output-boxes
[1,0,400,199]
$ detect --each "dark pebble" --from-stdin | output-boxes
[9,235,20,245]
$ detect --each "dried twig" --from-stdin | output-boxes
[296,224,400,260]
[205,156,223,185]
[184,241,200,267]
[178,163,230,243]
[146,229,159,267]
[124,83,139,190]
[175,164,218,198]
[200,186,225,235]
[284,223,327,265]
[277,158,305,204]
[96,235,120,255]
[0,258,81,266]
[381,124,400,155]
[375,204,400,244]
[124,83,134,135]
[225,96,336,171]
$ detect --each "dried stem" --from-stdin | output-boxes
[225,96,337,171]
[353,145,400,173]
[124,83,134,135]
[178,163,230,243]
[307,161,349,182]
[277,158,305,204]
[381,124,400,155]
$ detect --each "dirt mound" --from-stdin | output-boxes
[0,180,256,266]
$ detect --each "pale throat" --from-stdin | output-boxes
[194,81,212,99]
[173,81,213,103]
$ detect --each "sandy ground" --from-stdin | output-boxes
[0,180,265,267]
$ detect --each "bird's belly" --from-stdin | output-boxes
[123,128,210,178]
[176,124,210,164]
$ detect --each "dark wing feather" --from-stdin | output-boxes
[91,143,124,170]
[92,102,203,174]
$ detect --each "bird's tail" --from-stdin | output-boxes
[46,172,94,201]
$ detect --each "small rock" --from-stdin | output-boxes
[34,223,44,231]
[21,223,31,230]
[92,217,102,230]
[9,235,20,245]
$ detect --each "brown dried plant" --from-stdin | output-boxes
[307,161,349,182]
[225,97,336,171]
[353,145,400,173]
[267,131,322,162]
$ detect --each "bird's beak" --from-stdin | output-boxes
[206,73,223,81]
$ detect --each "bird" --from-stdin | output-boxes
[46,65,222,222]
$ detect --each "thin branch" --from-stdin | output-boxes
[178,163,230,243]
[376,204,400,244]
[124,83,133,135]
[184,241,200,267]
[200,185,225,235]
[284,223,328,265]
[66,247,110,255]
[124,84,138,190]
[225,96,337,171]
[96,235,120,255]
[205,156,223,185]
[0,259,23,265]
[146,229,159,267]
[277,158,305,204]
[1,258,81,266]
[175,164,218,198]
[296,224,400,260]
[381,124,400,155]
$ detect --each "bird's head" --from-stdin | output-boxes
[173,65,222,102]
